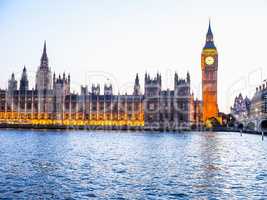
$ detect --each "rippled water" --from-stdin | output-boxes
[0,130,267,199]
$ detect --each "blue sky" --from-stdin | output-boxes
[0,0,267,112]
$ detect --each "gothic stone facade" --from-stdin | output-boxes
[144,73,194,129]
[0,42,200,129]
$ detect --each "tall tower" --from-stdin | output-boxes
[201,21,219,122]
[35,41,52,91]
[8,73,17,93]
[133,73,141,95]
[19,66,29,91]
[144,73,161,128]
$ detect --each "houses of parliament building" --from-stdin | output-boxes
[0,22,219,129]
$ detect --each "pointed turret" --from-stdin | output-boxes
[133,73,141,95]
[40,40,48,68]
[135,73,139,85]
[8,73,17,92]
[207,19,213,38]
[68,73,70,84]
[145,72,148,82]
[53,72,56,89]
[186,71,190,84]
[203,20,216,49]
[19,66,29,91]
[43,40,47,58]
[36,41,52,91]
[174,72,178,88]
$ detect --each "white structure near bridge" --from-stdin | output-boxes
[231,82,267,132]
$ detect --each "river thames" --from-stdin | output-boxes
[0,130,267,199]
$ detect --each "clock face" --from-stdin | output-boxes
[205,56,214,65]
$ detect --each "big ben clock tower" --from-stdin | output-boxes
[201,21,219,122]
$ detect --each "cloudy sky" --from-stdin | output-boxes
[0,0,267,112]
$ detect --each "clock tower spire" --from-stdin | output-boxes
[204,20,216,49]
[201,20,219,122]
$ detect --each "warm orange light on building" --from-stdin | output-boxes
[0,111,144,127]
[201,21,219,122]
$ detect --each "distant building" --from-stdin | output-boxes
[250,83,267,120]
[230,83,267,131]
[230,93,250,121]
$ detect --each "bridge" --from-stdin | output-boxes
[235,115,267,133]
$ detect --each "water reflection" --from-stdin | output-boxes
[0,130,267,199]
[197,132,225,198]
